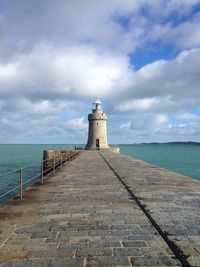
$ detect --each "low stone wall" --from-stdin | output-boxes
[43,149,78,173]
[82,147,120,153]
[101,147,120,153]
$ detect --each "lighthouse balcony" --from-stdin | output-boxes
[88,114,107,120]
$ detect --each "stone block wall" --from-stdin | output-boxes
[43,149,77,173]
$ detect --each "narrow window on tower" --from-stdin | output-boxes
[97,123,98,125]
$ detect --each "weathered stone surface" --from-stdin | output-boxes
[0,252,28,260]
[86,256,130,266]
[0,259,48,267]
[130,255,181,266]
[122,241,146,247]
[113,247,141,256]
[1,150,198,266]
[188,255,200,267]
[76,248,112,257]
[102,151,200,265]
[48,258,84,267]
[27,249,75,259]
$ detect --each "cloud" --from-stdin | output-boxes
[143,48,200,99]
[113,48,200,115]
[0,43,132,101]
[65,117,87,131]
[115,97,161,112]
[116,111,200,143]
[0,0,200,143]
[1,46,200,143]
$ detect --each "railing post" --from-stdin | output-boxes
[60,154,62,167]
[20,168,23,200]
[53,156,56,175]
[41,162,44,184]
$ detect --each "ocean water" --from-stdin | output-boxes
[0,144,200,203]
[119,144,200,181]
[0,144,75,203]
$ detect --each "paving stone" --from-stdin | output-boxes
[59,242,88,249]
[30,232,57,239]
[122,241,146,247]
[113,247,142,256]
[48,258,84,267]
[130,256,181,266]
[0,259,48,267]
[88,230,112,236]
[88,241,121,248]
[26,242,57,250]
[187,255,200,267]
[76,248,112,257]
[58,230,89,237]
[27,249,74,259]
[69,236,102,242]
[45,236,70,243]
[86,256,130,266]
[110,224,140,230]
[127,235,155,241]
[0,251,29,261]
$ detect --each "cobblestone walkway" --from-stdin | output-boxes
[101,151,200,267]
[0,151,198,266]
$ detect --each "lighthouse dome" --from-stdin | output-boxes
[94,98,101,104]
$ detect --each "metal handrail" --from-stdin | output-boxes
[0,159,50,178]
[23,160,46,169]
[22,173,41,186]
[0,184,21,198]
[0,168,21,178]
[0,151,79,201]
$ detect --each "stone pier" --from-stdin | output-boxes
[0,151,200,266]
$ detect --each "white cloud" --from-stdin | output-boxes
[164,0,200,17]
[176,112,200,121]
[0,44,132,100]
[1,46,200,143]
[65,117,87,131]
[131,48,200,100]
[115,98,160,112]
[1,0,200,143]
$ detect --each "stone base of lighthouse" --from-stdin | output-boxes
[85,118,109,150]
[85,143,109,150]
[85,122,109,149]
[85,145,120,153]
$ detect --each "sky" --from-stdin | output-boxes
[0,0,200,144]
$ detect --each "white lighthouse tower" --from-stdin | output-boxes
[85,99,109,150]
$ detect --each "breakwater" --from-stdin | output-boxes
[0,150,199,266]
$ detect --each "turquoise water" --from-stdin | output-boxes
[0,144,75,203]
[119,144,200,181]
[0,144,200,203]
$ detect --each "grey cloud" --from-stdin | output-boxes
[140,49,200,99]
[0,0,142,61]
[1,0,199,62]
[1,0,200,143]
[0,44,132,101]
[114,112,200,143]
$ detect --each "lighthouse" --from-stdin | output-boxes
[85,99,109,150]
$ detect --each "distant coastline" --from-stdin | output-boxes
[140,141,200,146]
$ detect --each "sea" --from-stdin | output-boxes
[0,144,200,203]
